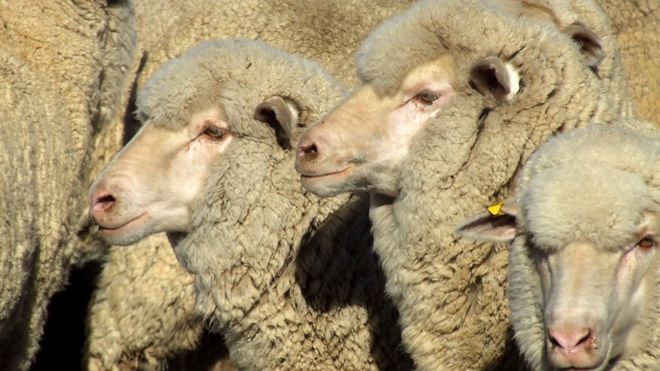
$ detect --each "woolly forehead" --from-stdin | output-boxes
[520,165,659,252]
[136,39,344,134]
[517,125,660,192]
[356,0,568,95]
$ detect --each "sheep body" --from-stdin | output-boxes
[507,125,660,370]
[0,1,136,369]
[85,236,231,371]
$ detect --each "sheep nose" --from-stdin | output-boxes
[89,185,117,224]
[548,326,593,355]
[297,138,320,162]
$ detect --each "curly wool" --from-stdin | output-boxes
[84,234,233,371]
[0,1,136,370]
[494,0,638,119]
[508,125,660,370]
[352,0,650,369]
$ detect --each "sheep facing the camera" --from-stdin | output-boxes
[456,125,660,370]
[88,39,413,370]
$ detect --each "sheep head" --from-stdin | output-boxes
[456,126,660,370]
[88,105,233,245]
[294,0,608,199]
[88,39,344,246]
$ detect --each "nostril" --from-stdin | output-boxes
[93,193,116,212]
[576,330,592,347]
[549,334,562,349]
[303,143,318,154]
[549,326,593,351]
[298,141,319,158]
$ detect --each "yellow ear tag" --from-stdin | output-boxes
[487,201,505,216]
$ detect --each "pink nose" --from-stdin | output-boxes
[297,138,320,162]
[548,326,594,355]
[89,184,117,224]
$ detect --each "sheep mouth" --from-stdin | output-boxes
[550,351,609,371]
[299,166,351,180]
[97,212,148,234]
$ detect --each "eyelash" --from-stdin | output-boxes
[412,90,441,106]
[637,236,656,251]
[202,126,228,141]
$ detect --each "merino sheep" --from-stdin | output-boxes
[294,0,651,368]
[85,1,421,367]
[0,1,136,370]
[88,39,413,370]
[133,0,417,87]
[456,125,660,370]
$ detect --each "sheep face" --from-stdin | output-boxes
[88,107,233,245]
[295,50,525,198]
[295,56,459,197]
[456,156,660,370]
[536,228,657,370]
[457,206,659,370]
[87,38,342,247]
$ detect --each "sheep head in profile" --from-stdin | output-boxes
[88,39,344,246]
[294,0,621,199]
[456,125,660,370]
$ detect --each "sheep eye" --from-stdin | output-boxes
[203,126,227,140]
[637,236,655,250]
[413,90,440,106]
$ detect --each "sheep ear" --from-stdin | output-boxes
[563,23,605,73]
[470,56,520,102]
[454,199,519,242]
[254,96,299,150]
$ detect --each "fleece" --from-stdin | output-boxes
[0,1,136,370]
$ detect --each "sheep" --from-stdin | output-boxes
[455,125,660,370]
[88,38,413,370]
[0,1,136,370]
[293,0,655,368]
[132,0,418,87]
[84,1,422,367]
